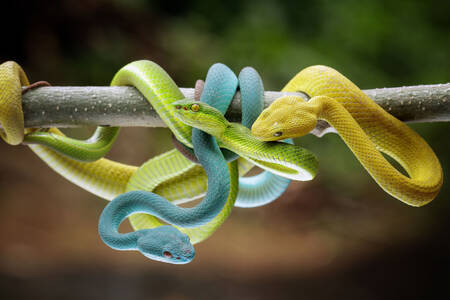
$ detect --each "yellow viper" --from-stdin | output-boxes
[252,65,443,206]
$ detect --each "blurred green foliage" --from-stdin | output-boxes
[0,0,449,299]
[6,0,447,197]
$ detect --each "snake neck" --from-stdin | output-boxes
[98,192,195,263]
[194,119,228,138]
[218,123,318,180]
[98,196,141,250]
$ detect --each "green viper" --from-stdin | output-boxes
[0,60,318,263]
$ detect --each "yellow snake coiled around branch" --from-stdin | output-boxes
[252,65,443,206]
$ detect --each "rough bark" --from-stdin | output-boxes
[20,84,450,136]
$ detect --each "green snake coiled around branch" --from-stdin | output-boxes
[0,60,318,263]
[1,60,442,264]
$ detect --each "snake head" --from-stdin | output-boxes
[136,226,195,264]
[252,96,317,141]
[170,99,228,137]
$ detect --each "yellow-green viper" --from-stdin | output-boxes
[0,60,317,262]
[252,65,443,206]
[1,60,443,262]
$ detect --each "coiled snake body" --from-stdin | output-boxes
[0,60,317,263]
[252,65,443,206]
[0,61,443,263]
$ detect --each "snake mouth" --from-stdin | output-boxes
[256,137,276,142]
[250,123,276,141]
[253,134,275,141]
[251,129,281,142]
[172,109,197,128]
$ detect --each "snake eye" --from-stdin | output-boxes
[191,103,200,112]
[175,105,182,110]
[163,251,173,258]
[273,131,283,137]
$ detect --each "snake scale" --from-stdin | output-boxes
[252,65,443,206]
[0,60,443,263]
[0,60,317,263]
[99,64,240,263]
[99,63,319,263]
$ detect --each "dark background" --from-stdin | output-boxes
[0,0,449,299]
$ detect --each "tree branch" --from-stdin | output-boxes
[20,84,450,136]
